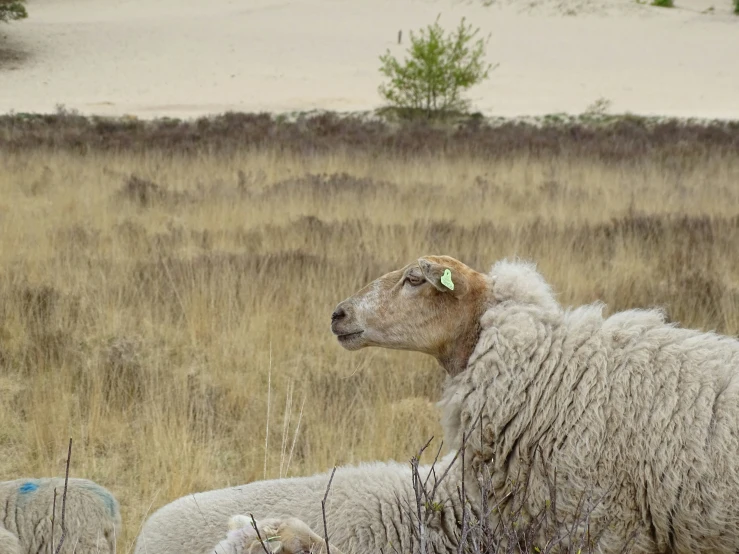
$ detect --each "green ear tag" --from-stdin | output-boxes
[441,269,454,290]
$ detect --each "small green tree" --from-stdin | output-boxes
[0,0,27,23]
[378,16,495,118]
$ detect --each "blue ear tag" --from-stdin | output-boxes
[440,269,454,290]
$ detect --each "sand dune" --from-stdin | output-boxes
[1,0,737,119]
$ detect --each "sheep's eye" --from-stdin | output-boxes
[405,274,424,287]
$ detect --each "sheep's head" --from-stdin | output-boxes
[331,255,491,375]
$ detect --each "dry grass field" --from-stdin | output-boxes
[1,113,738,551]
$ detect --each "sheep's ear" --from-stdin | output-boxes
[418,258,468,297]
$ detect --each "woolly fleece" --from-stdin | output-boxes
[0,477,122,554]
[136,259,739,554]
[136,454,460,554]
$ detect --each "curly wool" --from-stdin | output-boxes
[439,259,739,553]
[0,477,122,554]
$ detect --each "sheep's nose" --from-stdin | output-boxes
[331,307,346,322]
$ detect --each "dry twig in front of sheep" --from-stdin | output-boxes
[54,437,73,554]
[411,436,434,554]
[322,466,338,554]
[248,513,272,554]
[402,413,642,554]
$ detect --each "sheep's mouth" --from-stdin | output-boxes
[337,331,363,341]
[336,331,364,348]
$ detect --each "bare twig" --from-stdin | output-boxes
[407,411,484,554]
[410,439,433,554]
[412,436,435,508]
[456,428,467,554]
[424,408,483,513]
[322,466,337,554]
[249,513,271,554]
[412,463,425,553]
[422,439,444,492]
[51,488,57,550]
[54,437,72,554]
[190,493,212,529]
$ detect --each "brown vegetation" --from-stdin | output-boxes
[0,113,737,551]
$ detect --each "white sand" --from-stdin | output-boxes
[0,0,737,120]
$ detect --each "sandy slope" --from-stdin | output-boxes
[0,0,737,119]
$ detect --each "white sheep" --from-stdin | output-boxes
[135,453,461,554]
[135,256,739,554]
[0,477,121,553]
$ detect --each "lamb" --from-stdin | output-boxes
[211,514,341,553]
[135,255,739,554]
[0,477,122,553]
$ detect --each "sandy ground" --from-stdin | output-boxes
[0,0,737,120]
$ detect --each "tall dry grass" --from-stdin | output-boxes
[0,114,738,551]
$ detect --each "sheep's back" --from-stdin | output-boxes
[599,315,739,552]
[0,477,121,554]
